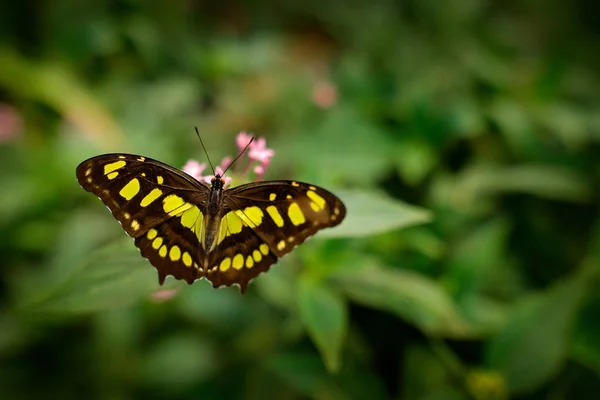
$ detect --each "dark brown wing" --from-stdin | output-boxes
[76,153,209,284]
[201,180,346,292]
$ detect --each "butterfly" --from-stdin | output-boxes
[75,152,346,292]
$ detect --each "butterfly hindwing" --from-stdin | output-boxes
[203,222,278,292]
[135,219,204,284]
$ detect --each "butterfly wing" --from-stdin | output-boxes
[76,154,209,284]
[201,180,346,292]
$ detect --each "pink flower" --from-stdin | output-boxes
[217,156,232,172]
[0,104,22,143]
[236,131,254,153]
[312,80,338,109]
[182,160,208,181]
[248,137,275,165]
[150,288,180,302]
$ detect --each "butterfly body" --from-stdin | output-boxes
[76,153,346,292]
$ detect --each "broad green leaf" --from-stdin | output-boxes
[19,240,181,314]
[298,278,348,372]
[318,190,432,238]
[485,267,590,394]
[333,259,474,338]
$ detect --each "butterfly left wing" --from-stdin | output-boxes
[200,180,346,292]
[76,153,209,284]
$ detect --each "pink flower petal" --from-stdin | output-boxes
[236,131,254,153]
[182,160,208,182]
[312,80,338,109]
[248,137,275,164]
[150,288,180,302]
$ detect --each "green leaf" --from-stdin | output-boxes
[319,190,432,238]
[265,353,336,396]
[444,217,511,297]
[298,278,348,372]
[333,259,474,338]
[19,239,181,314]
[140,334,215,392]
[572,291,600,376]
[452,165,591,204]
[485,267,590,394]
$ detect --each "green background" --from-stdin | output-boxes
[1,1,600,399]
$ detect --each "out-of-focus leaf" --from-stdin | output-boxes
[394,139,437,186]
[19,240,181,314]
[318,190,432,238]
[265,353,333,396]
[298,278,348,372]
[572,291,600,376]
[272,107,395,185]
[451,165,591,205]
[140,334,215,391]
[444,218,510,297]
[0,47,124,149]
[333,259,475,338]
[485,267,590,394]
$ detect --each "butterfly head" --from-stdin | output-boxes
[210,174,226,190]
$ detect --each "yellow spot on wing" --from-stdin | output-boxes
[307,190,326,210]
[85,168,92,176]
[147,229,158,239]
[163,194,191,215]
[232,254,244,270]
[236,206,264,227]
[169,245,181,261]
[137,156,146,161]
[266,206,284,227]
[131,220,140,231]
[180,207,200,228]
[119,178,140,200]
[246,256,254,268]
[288,202,305,225]
[277,240,286,251]
[107,171,119,180]
[252,250,262,262]
[309,185,316,190]
[292,181,300,187]
[182,252,192,267]
[259,243,269,255]
[159,245,167,257]
[269,193,277,201]
[141,188,163,207]
[152,237,163,249]
[157,176,164,184]
[220,257,231,272]
[227,212,243,234]
[104,160,126,175]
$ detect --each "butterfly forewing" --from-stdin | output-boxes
[76,153,346,292]
[224,180,346,256]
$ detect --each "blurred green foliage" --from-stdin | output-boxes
[1,0,600,399]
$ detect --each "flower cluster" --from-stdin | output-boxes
[183,131,275,186]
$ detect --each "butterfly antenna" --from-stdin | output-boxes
[222,136,254,176]
[195,127,216,175]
